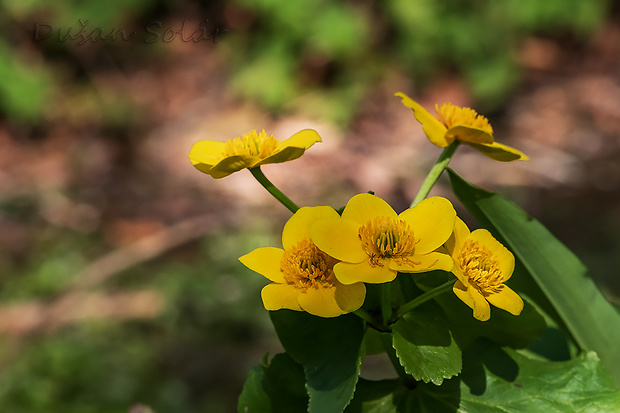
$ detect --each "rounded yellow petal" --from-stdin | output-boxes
[282,206,340,250]
[454,280,491,321]
[257,129,321,166]
[310,218,367,263]
[334,282,366,313]
[334,260,396,285]
[395,92,450,147]
[445,125,494,145]
[389,251,454,273]
[467,141,529,162]
[445,217,470,257]
[261,283,302,312]
[485,285,524,316]
[208,155,255,178]
[188,140,226,168]
[277,129,322,150]
[297,286,344,317]
[468,229,515,281]
[341,193,397,226]
[453,280,475,309]
[239,247,285,283]
[398,196,456,254]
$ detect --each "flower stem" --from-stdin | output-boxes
[380,282,393,328]
[249,167,299,214]
[411,141,460,207]
[393,280,455,320]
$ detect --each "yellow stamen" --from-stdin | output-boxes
[223,129,278,158]
[358,217,417,267]
[435,103,493,135]
[457,240,503,293]
[280,239,335,290]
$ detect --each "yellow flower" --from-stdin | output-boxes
[445,217,524,321]
[311,193,455,285]
[395,92,528,162]
[239,206,366,318]
[189,129,322,178]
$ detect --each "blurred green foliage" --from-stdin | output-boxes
[224,0,610,123]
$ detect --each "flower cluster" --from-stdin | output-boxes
[189,96,526,322]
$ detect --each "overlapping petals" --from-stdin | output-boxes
[445,217,524,321]
[311,193,455,285]
[189,129,322,178]
[395,92,528,162]
[239,206,366,318]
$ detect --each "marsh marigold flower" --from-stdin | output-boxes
[239,206,366,318]
[311,193,455,285]
[445,217,524,321]
[189,129,321,178]
[395,92,528,162]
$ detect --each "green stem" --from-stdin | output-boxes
[380,282,393,328]
[411,141,460,207]
[393,280,455,320]
[354,308,381,330]
[249,167,299,214]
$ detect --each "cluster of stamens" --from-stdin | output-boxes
[435,103,494,135]
[280,239,335,290]
[457,240,503,293]
[223,130,278,158]
[358,217,417,267]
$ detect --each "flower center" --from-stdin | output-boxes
[280,239,335,290]
[457,240,503,293]
[223,130,278,158]
[435,103,493,135]
[358,217,417,267]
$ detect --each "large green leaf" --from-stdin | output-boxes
[346,349,620,412]
[392,300,462,385]
[448,169,620,387]
[270,310,365,413]
[238,352,309,413]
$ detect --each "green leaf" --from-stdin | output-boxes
[237,363,272,413]
[459,349,620,412]
[346,348,620,412]
[238,353,308,413]
[392,300,462,385]
[448,168,620,387]
[270,310,365,413]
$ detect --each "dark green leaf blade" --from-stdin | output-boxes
[448,168,620,387]
[270,310,365,413]
[392,301,462,385]
[460,349,620,412]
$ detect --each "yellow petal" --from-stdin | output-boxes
[208,155,255,178]
[277,129,322,150]
[395,92,451,147]
[282,206,340,250]
[445,217,470,257]
[334,260,396,285]
[257,129,322,166]
[341,193,397,226]
[398,196,456,254]
[188,140,226,168]
[261,283,302,311]
[334,282,367,313]
[453,280,475,310]
[467,141,529,162]
[389,250,454,273]
[485,285,524,316]
[470,289,491,321]
[468,229,515,281]
[445,125,494,145]
[239,247,285,283]
[298,286,346,317]
[311,218,367,263]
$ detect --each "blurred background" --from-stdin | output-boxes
[1,0,619,411]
